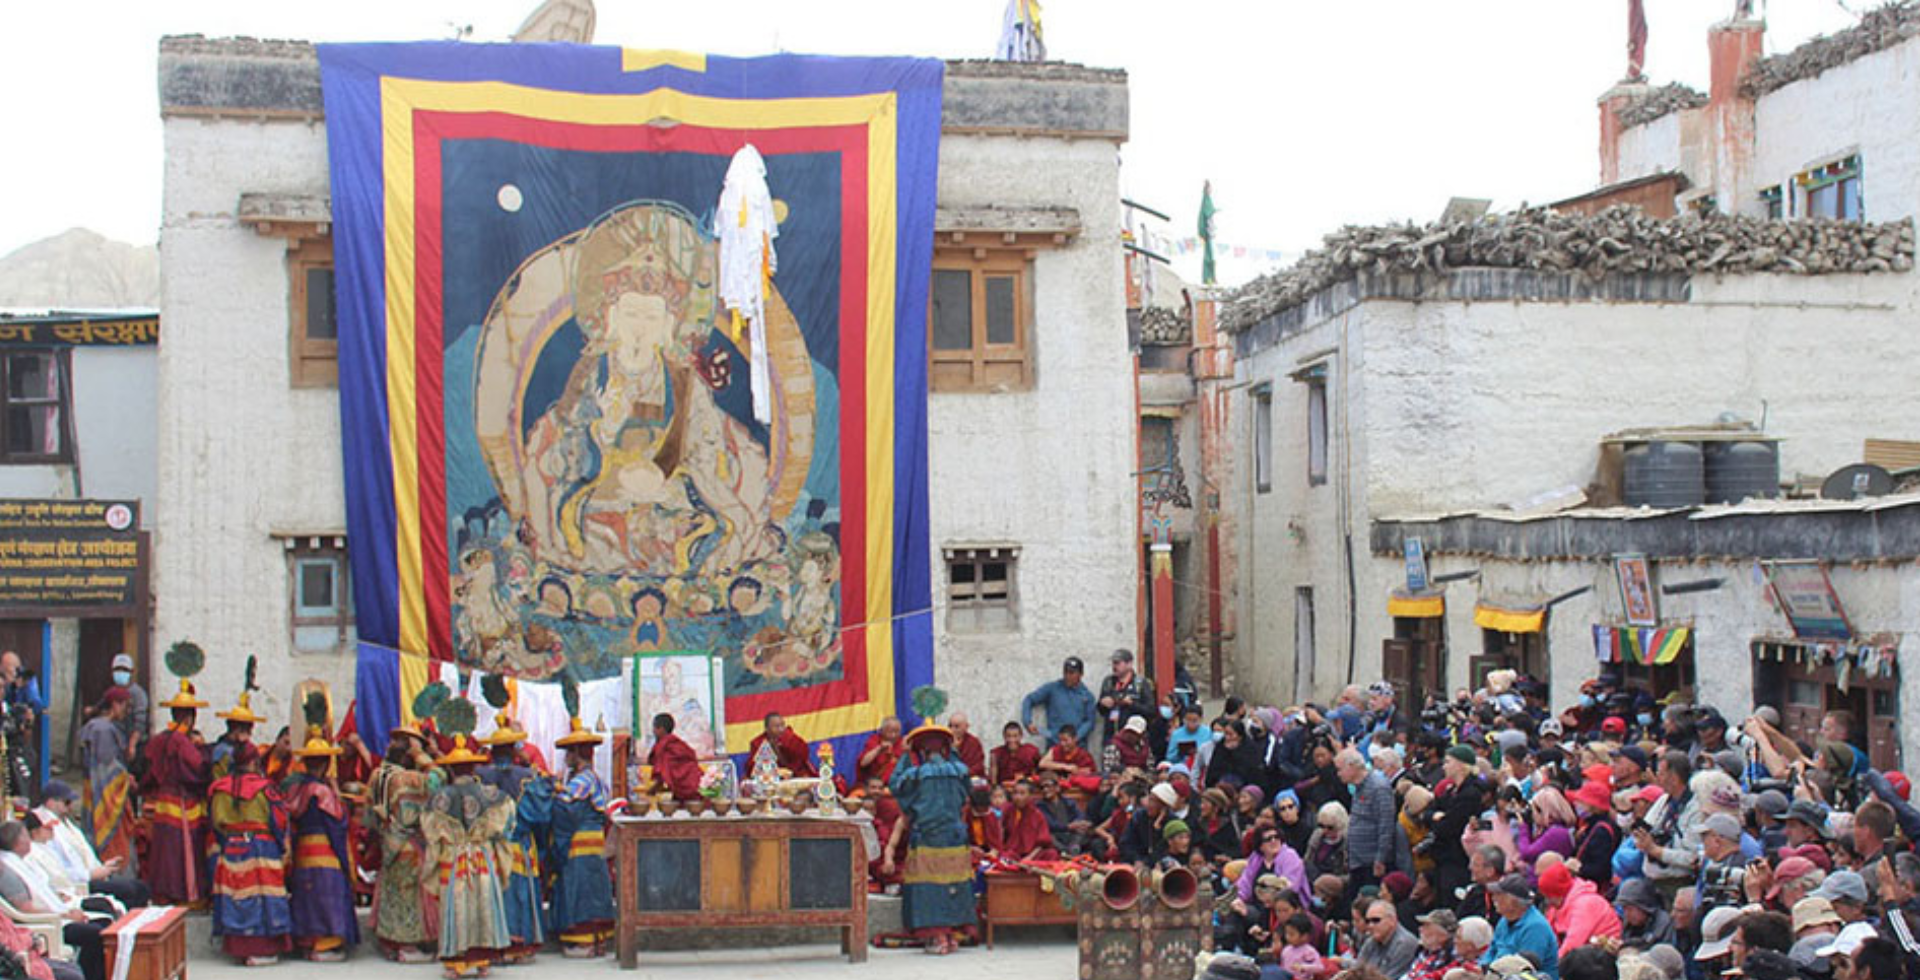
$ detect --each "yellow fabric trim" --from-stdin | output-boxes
[380,76,426,657]
[621,49,706,73]
[1388,594,1445,618]
[399,652,432,726]
[1474,604,1545,634]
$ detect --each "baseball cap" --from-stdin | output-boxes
[1695,905,1745,959]
[1538,718,1563,738]
[1813,870,1869,905]
[1752,705,1781,727]
[1613,744,1650,770]
[1766,856,1818,901]
[1888,771,1913,802]
[1602,717,1628,737]
[1111,648,1134,664]
[39,780,77,803]
[1642,946,1685,980]
[1815,921,1880,958]
[1696,709,1728,731]
[111,653,134,671]
[1125,715,1148,735]
[1702,812,1744,843]
[1752,789,1790,819]
[1063,656,1084,673]
[1792,896,1842,933]
[1366,681,1395,698]
[1633,785,1664,804]
[1780,842,1834,873]
[1417,909,1459,932]
[1488,873,1535,903]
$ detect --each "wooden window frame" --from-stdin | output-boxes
[929,247,1033,393]
[289,236,338,388]
[0,349,75,465]
[285,538,353,653]
[944,545,1020,633]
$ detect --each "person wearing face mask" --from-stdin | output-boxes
[104,655,149,759]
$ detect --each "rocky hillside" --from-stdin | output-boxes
[0,229,158,310]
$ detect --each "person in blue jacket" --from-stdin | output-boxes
[1485,873,1560,980]
[1020,657,1097,747]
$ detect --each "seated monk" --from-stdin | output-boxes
[990,722,1040,785]
[746,713,815,778]
[964,786,1002,862]
[645,713,703,802]
[998,779,1058,863]
[861,775,904,891]
[1036,725,1099,793]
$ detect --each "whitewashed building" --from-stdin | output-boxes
[154,37,1135,734]
[1218,11,1920,765]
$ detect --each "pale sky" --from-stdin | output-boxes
[0,0,1861,286]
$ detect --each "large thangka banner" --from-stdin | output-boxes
[318,44,940,753]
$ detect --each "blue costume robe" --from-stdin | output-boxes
[547,768,615,944]
[890,750,977,932]
[477,760,547,951]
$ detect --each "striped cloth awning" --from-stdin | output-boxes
[1388,589,1445,619]
[1474,599,1546,634]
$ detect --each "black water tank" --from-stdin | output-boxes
[1623,440,1705,508]
[1704,440,1780,504]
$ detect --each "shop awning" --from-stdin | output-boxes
[1388,589,1445,618]
[1474,599,1546,634]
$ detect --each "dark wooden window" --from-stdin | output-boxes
[1613,640,1696,702]
[1473,629,1547,690]
[945,546,1018,632]
[0,350,73,464]
[929,249,1031,392]
[1752,641,1899,771]
[290,237,338,388]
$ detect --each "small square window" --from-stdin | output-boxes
[287,540,352,652]
[944,546,1019,633]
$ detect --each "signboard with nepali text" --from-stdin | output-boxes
[0,499,141,613]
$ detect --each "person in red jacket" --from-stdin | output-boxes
[999,780,1059,862]
[746,713,816,778]
[1038,725,1100,793]
[646,713,703,801]
[990,722,1041,785]
[857,716,906,785]
[949,713,987,780]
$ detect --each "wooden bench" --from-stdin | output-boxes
[981,871,1075,948]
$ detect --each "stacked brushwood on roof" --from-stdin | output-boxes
[1138,305,1191,345]
[1221,207,1915,334]
[1742,1,1920,97]
[1617,83,1709,127]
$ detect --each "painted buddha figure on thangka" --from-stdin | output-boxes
[460,198,844,687]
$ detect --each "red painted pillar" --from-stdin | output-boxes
[1151,541,1176,698]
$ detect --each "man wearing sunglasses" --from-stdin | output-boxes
[1336,896,1419,979]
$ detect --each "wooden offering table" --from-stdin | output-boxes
[101,906,187,980]
[610,813,868,969]
[981,871,1076,947]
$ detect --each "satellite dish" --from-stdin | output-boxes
[1821,463,1894,501]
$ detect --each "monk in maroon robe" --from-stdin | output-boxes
[949,714,987,780]
[746,713,815,778]
[990,722,1041,785]
[998,780,1058,861]
[645,713,703,801]
[856,716,906,785]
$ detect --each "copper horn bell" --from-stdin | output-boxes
[1097,865,1142,910]
[1151,866,1199,909]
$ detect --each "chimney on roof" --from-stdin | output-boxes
[1597,81,1651,187]
[1705,13,1764,213]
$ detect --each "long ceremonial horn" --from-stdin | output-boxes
[1153,866,1199,909]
